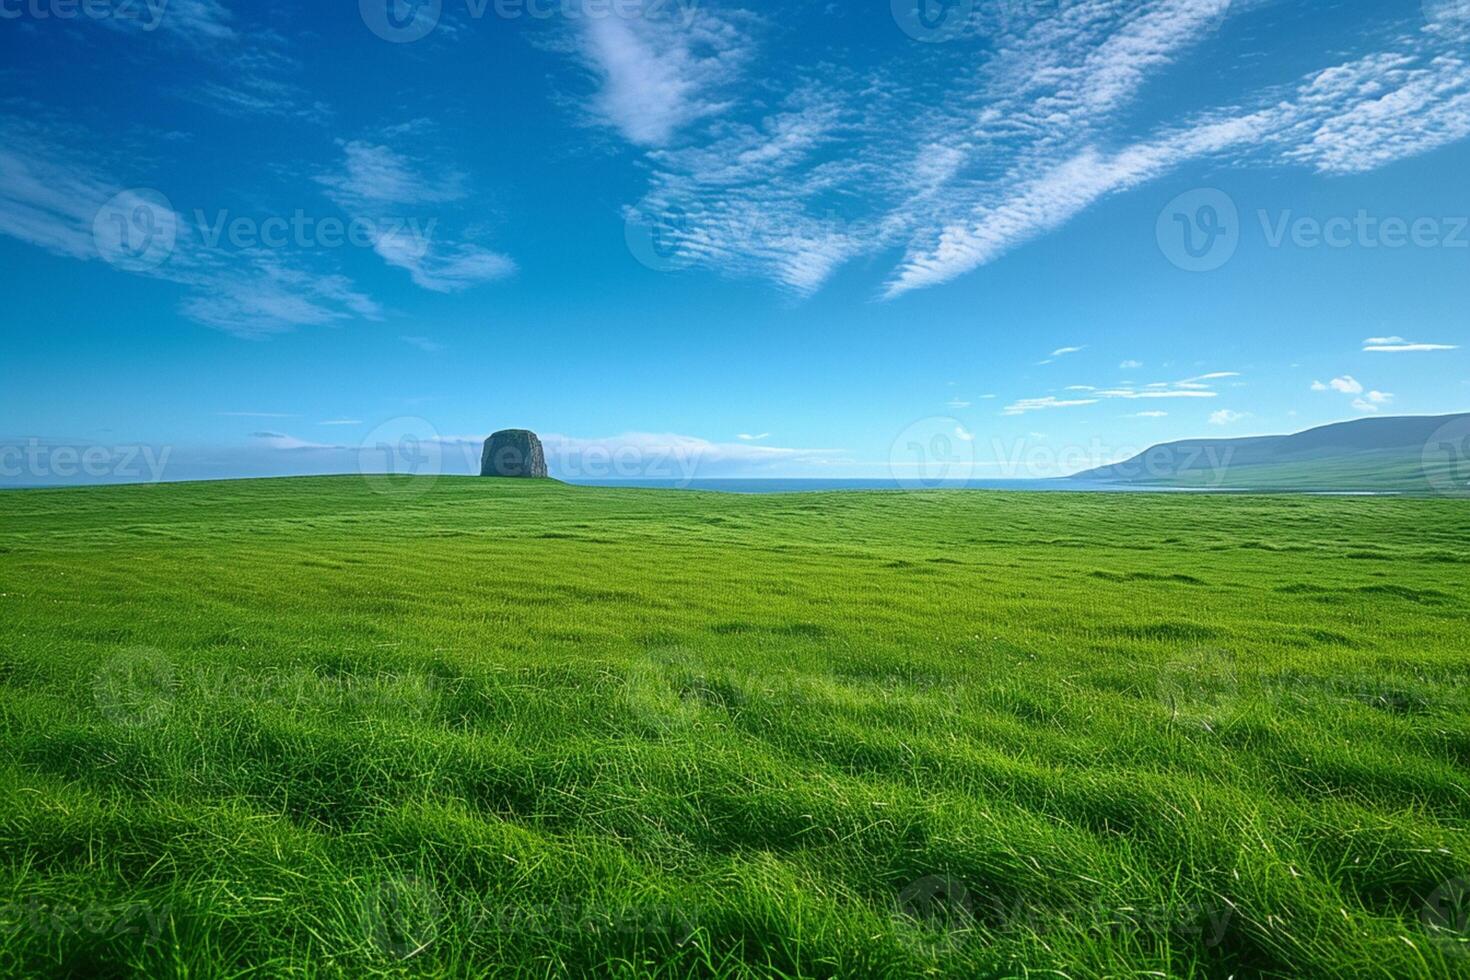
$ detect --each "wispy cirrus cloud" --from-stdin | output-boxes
[0,117,380,338]
[1004,369,1236,415]
[1362,336,1460,352]
[317,135,515,293]
[571,6,751,146]
[584,2,1470,300]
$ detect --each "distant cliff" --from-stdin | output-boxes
[1068,413,1470,493]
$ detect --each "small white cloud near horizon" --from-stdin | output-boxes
[737,433,770,441]
[947,398,972,409]
[1209,409,1250,426]
[1131,411,1169,418]
[1120,360,1143,369]
[317,419,362,426]
[955,424,975,442]
[1313,376,1365,395]
[1313,375,1394,412]
[1352,390,1395,412]
[1362,336,1459,352]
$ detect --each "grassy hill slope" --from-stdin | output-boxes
[1070,413,1470,492]
[0,478,1467,977]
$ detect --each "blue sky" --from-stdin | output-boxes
[1,0,1468,484]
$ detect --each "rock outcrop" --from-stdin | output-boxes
[481,430,548,479]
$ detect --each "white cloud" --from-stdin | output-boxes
[737,433,770,441]
[574,9,748,147]
[589,4,1470,299]
[1131,411,1169,418]
[318,140,466,207]
[947,399,972,409]
[1051,346,1086,358]
[1353,390,1395,412]
[0,118,387,339]
[1120,360,1143,369]
[1362,336,1459,352]
[955,425,975,442]
[1003,368,1235,415]
[317,420,362,426]
[1209,409,1250,426]
[1002,396,1101,416]
[1313,374,1395,412]
[401,336,446,353]
[318,138,515,293]
[1314,376,1365,395]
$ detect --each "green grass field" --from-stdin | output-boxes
[1,477,1467,977]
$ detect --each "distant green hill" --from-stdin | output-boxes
[1069,413,1470,493]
